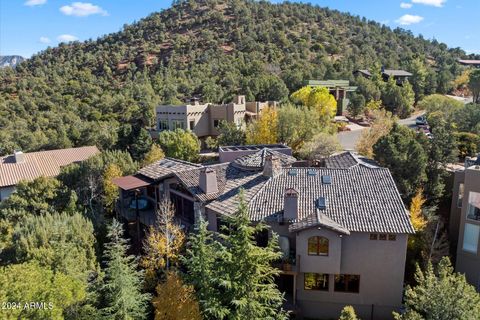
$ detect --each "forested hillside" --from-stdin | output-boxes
[0,0,475,155]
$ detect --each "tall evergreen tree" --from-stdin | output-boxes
[101,219,150,319]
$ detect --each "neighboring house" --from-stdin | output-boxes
[113,149,414,320]
[458,59,480,68]
[306,80,358,115]
[449,155,480,292]
[0,146,99,201]
[353,68,412,85]
[218,144,292,163]
[155,95,277,138]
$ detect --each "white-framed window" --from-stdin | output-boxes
[467,191,480,221]
[158,119,169,131]
[463,223,480,254]
[172,120,185,130]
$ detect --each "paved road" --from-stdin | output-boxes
[337,112,423,151]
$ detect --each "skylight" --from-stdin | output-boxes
[307,169,317,176]
[288,169,297,176]
[321,175,332,184]
[316,197,327,210]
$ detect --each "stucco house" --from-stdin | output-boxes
[0,146,99,201]
[155,95,277,138]
[113,149,414,320]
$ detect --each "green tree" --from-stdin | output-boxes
[219,191,287,319]
[469,69,480,103]
[217,120,246,146]
[100,219,150,319]
[12,211,97,280]
[299,132,341,160]
[142,143,165,167]
[408,58,428,102]
[339,305,359,320]
[348,93,366,119]
[455,132,480,158]
[130,127,154,161]
[394,257,480,320]
[158,128,200,162]
[0,262,87,320]
[277,103,323,151]
[418,94,464,118]
[381,77,414,118]
[453,103,480,134]
[373,123,427,202]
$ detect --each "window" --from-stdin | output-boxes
[388,234,397,241]
[158,119,169,131]
[379,234,387,241]
[172,120,185,130]
[189,120,195,130]
[304,273,329,291]
[334,274,360,293]
[213,119,220,128]
[463,223,480,254]
[369,233,378,240]
[458,183,464,208]
[467,192,480,221]
[308,236,329,256]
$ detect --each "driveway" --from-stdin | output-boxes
[337,111,424,151]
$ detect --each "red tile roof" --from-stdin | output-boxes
[0,146,99,187]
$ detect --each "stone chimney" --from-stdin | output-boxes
[263,155,281,178]
[14,150,25,164]
[284,188,298,221]
[199,167,218,194]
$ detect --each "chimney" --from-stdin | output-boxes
[284,188,298,221]
[263,155,281,178]
[199,167,218,194]
[234,95,245,105]
[14,150,25,164]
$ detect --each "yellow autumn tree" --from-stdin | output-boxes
[102,163,123,213]
[153,272,201,320]
[410,188,428,232]
[141,199,185,290]
[356,109,395,157]
[246,107,279,144]
[142,143,165,167]
[290,86,337,123]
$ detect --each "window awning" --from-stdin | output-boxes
[112,175,152,191]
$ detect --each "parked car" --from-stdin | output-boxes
[416,116,427,126]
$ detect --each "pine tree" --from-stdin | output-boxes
[219,190,288,320]
[152,271,201,320]
[101,219,150,319]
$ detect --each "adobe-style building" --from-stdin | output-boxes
[449,155,480,292]
[353,68,412,85]
[0,146,99,201]
[113,149,414,319]
[155,96,277,138]
[306,80,357,115]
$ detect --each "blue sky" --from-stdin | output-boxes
[1,0,479,58]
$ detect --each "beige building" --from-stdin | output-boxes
[114,150,413,319]
[0,146,99,201]
[450,155,480,292]
[155,95,277,137]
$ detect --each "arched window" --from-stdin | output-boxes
[308,236,329,256]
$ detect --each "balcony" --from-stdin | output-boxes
[116,196,156,226]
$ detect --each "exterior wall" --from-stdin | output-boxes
[0,185,16,201]
[449,170,465,252]
[297,228,342,274]
[296,231,408,320]
[455,166,480,291]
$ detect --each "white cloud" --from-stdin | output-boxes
[400,2,413,9]
[60,2,108,17]
[24,0,46,6]
[411,0,446,7]
[57,34,78,42]
[396,14,424,25]
[39,36,51,44]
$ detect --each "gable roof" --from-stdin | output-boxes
[0,146,99,187]
[138,158,202,181]
[247,166,413,234]
[383,69,412,77]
